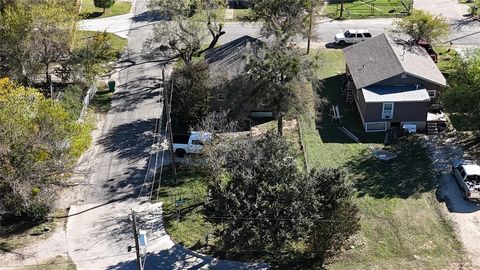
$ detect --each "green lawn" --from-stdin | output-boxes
[325,0,413,19]
[90,82,114,113]
[73,30,127,57]
[79,0,132,19]
[304,49,465,269]
[154,168,217,250]
[223,8,251,21]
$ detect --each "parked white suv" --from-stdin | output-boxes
[334,29,372,46]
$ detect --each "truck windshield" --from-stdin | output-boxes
[344,31,350,36]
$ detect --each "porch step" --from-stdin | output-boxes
[427,122,439,134]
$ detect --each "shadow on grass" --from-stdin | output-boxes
[79,12,104,20]
[347,136,436,199]
[315,74,385,144]
[90,88,114,113]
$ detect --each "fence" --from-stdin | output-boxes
[328,0,413,18]
[77,85,97,122]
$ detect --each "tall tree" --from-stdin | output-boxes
[247,0,317,44]
[94,0,115,14]
[170,62,212,130]
[392,9,449,44]
[146,0,226,63]
[0,0,77,85]
[239,43,318,116]
[144,19,207,64]
[29,0,77,86]
[203,132,360,267]
[442,49,480,126]
[0,79,81,220]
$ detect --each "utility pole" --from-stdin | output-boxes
[166,76,177,185]
[131,210,143,270]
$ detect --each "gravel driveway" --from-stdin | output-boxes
[424,134,480,268]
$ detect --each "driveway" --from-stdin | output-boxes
[414,0,470,21]
[424,134,480,268]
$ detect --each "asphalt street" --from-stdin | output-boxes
[70,1,268,269]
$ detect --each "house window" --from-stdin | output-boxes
[365,122,387,132]
[217,93,225,101]
[428,90,436,98]
[382,103,394,119]
[401,73,407,79]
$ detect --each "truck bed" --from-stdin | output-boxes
[173,134,190,144]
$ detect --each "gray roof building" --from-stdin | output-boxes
[205,35,263,81]
[344,33,447,89]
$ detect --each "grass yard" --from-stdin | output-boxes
[21,256,77,270]
[325,0,413,19]
[304,49,465,269]
[156,121,306,250]
[90,82,114,113]
[79,0,132,19]
[154,168,217,250]
[223,8,251,21]
[73,30,127,56]
[0,209,66,254]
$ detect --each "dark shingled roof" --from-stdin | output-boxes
[344,34,446,89]
[204,35,263,80]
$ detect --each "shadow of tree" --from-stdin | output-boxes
[111,76,162,113]
[132,11,165,22]
[106,244,268,270]
[348,137,436,199]
[98,119,156,161]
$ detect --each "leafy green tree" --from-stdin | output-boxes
[0,0,77,85]
[0,4,34,83]
[247,0,320,44]
[0,79,83,221]
[170,62,212,130]
[442,49,480,127]
[239,43,318,116]
[203,132,360,267]
[392,9,449,44]
[94,0,115,13]
[67,31,116,84]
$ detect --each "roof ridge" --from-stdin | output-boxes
[384,34,405,75]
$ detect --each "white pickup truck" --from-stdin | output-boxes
[173,132,212,158]
[451,160,480,201]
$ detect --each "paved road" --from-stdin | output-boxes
[70,1,269,269]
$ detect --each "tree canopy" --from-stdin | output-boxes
[392,9,449,44]
[94,0,115,13]
[0,0,77,84]
[203,132,360,267]
[145,0,226,64]
[0,79,83,220]
[247,0,320,44]
[442,49,480,128]
[170,62,212,131]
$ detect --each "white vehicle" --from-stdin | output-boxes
[173,132,212,157]
[451,160,480,201]
[334,29,372,46]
